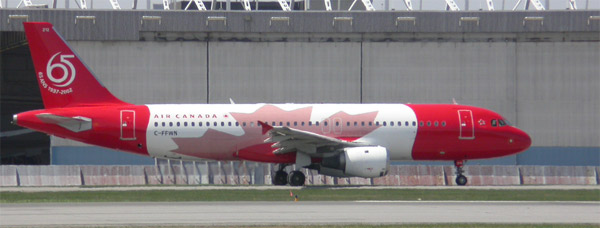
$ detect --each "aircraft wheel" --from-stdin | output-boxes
[272,170,288,185]
[456,175,468,186]
[288,171,306,186]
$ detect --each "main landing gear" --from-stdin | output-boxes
[454,160,468,186]
[272,164,306,186]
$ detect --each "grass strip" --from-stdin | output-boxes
[1,189,599,203]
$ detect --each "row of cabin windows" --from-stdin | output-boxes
[152,120,427,128]
[419,121,447,127]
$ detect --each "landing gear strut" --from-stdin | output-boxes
[454,160,468,186]
[272,164,288,186]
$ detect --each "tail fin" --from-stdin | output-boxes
[24,22,129,109]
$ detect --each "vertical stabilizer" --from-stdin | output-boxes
[24,22,129,109]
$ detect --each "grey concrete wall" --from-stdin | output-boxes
[362,42,517,123]
[70,41,208,104]
[50,40,599,149]
[208,42,361,103]
[516,42,600,147]
[362,41,600,148]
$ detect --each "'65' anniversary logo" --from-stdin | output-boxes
[38,52,76,95]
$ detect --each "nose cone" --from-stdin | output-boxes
[511,127,532,153]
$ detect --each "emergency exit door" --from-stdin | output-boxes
[120,110,136,140]
[458,110,474,140]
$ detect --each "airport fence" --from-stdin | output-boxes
[1,163,598,186]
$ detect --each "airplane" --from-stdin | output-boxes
[12,22,531,186]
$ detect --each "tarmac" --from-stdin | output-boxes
[1,201,599,226]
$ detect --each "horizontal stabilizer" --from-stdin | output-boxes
[36,113,92,132]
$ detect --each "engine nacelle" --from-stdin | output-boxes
[319,146,390,178]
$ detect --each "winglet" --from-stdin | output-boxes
[258,121,273,135]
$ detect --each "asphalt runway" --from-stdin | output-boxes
[1,201,599,226]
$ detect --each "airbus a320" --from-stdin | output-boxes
[13,22,531,186]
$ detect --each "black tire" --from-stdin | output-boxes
[288,171,306,186]
[272,170,288,185]
[456,175,468,186]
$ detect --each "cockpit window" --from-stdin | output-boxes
[491,119,497,127]
[498,119,506,126]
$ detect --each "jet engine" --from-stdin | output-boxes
[318,146,389,178]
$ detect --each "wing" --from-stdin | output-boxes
[258,121,368,156]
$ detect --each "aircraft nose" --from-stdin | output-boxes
[510,127,531,152]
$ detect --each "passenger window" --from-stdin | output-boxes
[434,121,438,127]
[406,121,410,126]
[279,122,283,126]
[286,122,290,126]
[499,119,506,126]
[383,121,387,126]
[199,122,202,127]
[191,122,195,127]
[250,122,255,127]
[221,122,224,127]
[309,121,312,126]
[176,122,180,127]
[316,121,320,126]
[491,119,497,127]
[354,121,358,126]
[390,121,394,126]
[336,122,339,126]
[376,121,380,126]
[301,122,305,126]
[369,122,372,126]
[154,122,158,127]
[419,121,424,126]
[361,121,365,126]
[427,121,431,127]
[169,122,173,127]
[243,122,246,127]
[206,122,210,126]
[235,122,239,126]
[442,121,446,127]
[346,122,350,126]
[184,122,188,127]
[162,122,165,127]
[294,121,298,126]
[397,121,401,126]
[324,121,328,126]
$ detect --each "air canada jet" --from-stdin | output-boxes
[13,22,531,186]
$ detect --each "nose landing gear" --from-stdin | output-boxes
[454,160,468,186]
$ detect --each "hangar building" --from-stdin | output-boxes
[1,9,598,165]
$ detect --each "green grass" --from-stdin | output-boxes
[1,188,599,203]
